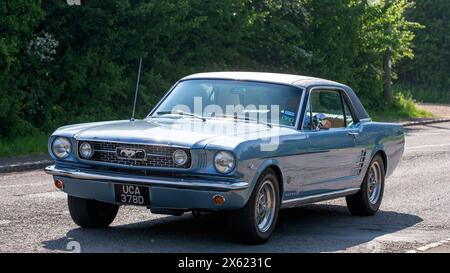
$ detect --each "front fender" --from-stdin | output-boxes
[239,158,284,206]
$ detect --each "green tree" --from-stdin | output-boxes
[362,0,421,102]
[398,0,450,90]
[0,0,425,141]
[0,0,44,137]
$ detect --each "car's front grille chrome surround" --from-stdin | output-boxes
[78,141,191,169]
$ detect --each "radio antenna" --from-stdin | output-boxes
[131,57,143,122]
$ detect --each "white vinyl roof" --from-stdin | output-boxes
[181,71,335,86]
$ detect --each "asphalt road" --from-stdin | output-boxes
[1,123,450,253]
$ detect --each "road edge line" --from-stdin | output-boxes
[0,160,53,174]
[402,118,450,127]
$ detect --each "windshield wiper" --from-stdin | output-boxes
[155,111,206,122]
[221,115,272,128]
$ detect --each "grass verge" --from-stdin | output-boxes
[369,91,434,122]
[0,133,49,158]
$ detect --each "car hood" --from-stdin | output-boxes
[54,118,281,149]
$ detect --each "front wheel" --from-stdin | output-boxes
[68,195,119,228]
[346,154,385,216]
[228,169,280,244]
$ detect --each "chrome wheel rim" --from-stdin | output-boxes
[255,180,276,233]
[367,161,382,204]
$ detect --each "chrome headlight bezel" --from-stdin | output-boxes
[172,149,188,166]
[79,142,93,159]
[214,151,235,174]
[51,137,72,159]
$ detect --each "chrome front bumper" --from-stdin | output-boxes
[46,165,250,210]
[45,165,249,191]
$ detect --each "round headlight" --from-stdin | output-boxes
[52,137,71,159]
[214,151,235,174]
[173,149,188,166]
[79,142,93,159]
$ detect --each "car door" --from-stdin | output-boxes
[300,88,363,195]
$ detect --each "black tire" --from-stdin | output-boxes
[68,195,119,228]
[346,154,385,216]
[228,169,280,244]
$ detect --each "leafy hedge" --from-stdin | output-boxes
[0,0,423,138]
[398,0,450,101]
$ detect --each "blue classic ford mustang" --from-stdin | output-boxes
[45,72,404,244]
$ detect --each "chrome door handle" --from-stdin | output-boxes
[348,131,359,138]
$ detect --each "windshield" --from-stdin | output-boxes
[150,80,303,127]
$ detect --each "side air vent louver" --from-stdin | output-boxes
[354,150,367,175]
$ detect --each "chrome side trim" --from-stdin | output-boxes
[294,87,306,130]
[359,118,372,123]
[281,188,360,209]
[45,165,248,191]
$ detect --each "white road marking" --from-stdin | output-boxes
[0,170,44,178]
[407,143,450,150]
[0,182,49,189]
[0,220,11,226]
[406,238,450,253]
[22,191,66,199]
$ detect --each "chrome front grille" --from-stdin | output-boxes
[78,141,191,169]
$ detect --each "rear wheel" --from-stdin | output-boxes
[346,154,385,216]
[228,169,280,244]
[68,195,119,228]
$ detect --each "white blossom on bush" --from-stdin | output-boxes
[27,32,59,62]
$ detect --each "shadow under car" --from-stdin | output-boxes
[42,203,422,253]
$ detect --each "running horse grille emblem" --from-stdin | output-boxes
[116,147,146,161]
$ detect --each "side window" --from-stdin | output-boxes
[342,98,355,128]
[309,90,345,130]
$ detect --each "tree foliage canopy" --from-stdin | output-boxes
[0,0,435,138]
[398,0,450,90]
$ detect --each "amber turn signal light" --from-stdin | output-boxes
[54,179,64,190]
[212,195,225,206]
